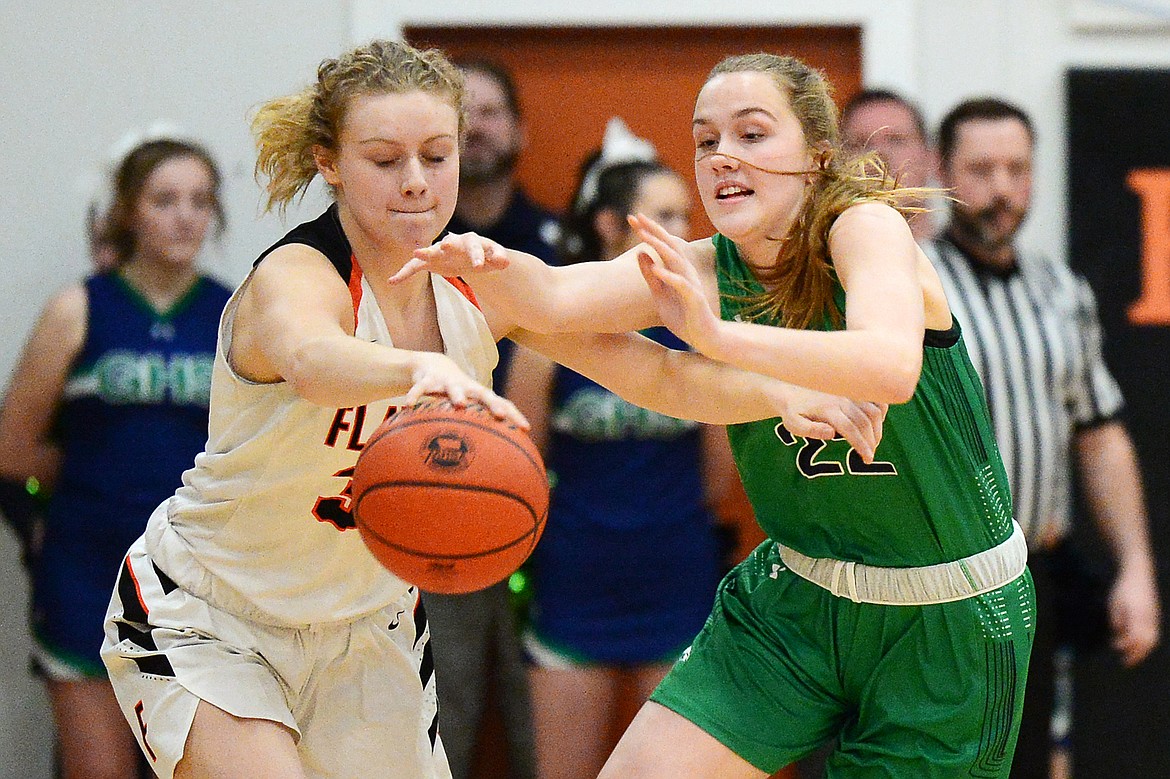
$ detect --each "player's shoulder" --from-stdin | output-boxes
[27,280,89,351]
[832,201,907,236]
[42,280,88,323]
[687,235,718,271]
[256,204,353,282]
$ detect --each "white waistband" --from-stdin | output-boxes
[776,522,1028,605]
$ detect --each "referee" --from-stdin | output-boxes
[924,97,1161,779]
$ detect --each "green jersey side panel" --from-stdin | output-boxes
[713,233,1014,566]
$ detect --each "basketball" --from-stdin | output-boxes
[351,397,549,595]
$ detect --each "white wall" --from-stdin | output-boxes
[0,4,348,776]
[4,1,1170,775]
[915,0,1170,273]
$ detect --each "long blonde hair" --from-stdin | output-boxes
[251,39,465,213]
[709,53,931,330]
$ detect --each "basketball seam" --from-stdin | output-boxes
[362,412,544,474]
[354,482,547,560]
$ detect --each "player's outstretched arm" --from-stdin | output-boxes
[513,328,884,461]
[632,206,925,404]
[393,232,661,335]
[233,245,527,427]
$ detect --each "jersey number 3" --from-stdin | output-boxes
[313,466,357,529]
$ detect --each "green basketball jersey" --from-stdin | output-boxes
[714,233,1014,566]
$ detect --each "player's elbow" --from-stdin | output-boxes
[873,351,921,405]
[282,345,336,406]
[285,373,333,406]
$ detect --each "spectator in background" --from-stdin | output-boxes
[924,96,1161,778]
[0,132,231,779]
[424,56,558,779]
[446,57,561,391]
[505,118,738,779]
[840,88,939,242]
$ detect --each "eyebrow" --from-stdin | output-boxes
[693,107,778,127]
[356,133,457,146]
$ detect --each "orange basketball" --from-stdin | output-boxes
[351,397,549,595]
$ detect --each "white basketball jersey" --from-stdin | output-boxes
[144,261,497,627]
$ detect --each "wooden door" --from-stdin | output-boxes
[406,25,862,237]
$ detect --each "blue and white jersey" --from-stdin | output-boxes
[33,271,230,673]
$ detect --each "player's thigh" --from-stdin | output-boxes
[649,546,845,773]
[293,602,450,779]
[47,678,140,779]
[829,572,1035,779]
[529,663,617,772]
[600,700,767,779]
[628,662,672,703]
[175,700,303,779]
[102,546,303,778]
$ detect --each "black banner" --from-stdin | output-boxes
[1066,67,1170,776]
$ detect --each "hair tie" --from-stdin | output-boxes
[574,117,657,214]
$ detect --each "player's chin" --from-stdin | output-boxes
[391,215,447,248]
[707,210,761,245]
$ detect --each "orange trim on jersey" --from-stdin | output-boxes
[125,555,150,617]
[349,254,364,330]
[444,276,481,310]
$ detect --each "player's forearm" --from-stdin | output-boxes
[638,347,787,424]
[476,250,658,334]
[280,335,436,408]
[0,395,64,488]
[0,439,60,489]
[702,320,921,405]
[574,333,784,424]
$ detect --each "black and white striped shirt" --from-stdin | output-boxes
[924,237,1124,546]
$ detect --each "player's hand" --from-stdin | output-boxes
[1108,560,1161,667]
[390,232,511,284]
[777,384,887,462]
[405,352,529,429]
[630,213,724,356]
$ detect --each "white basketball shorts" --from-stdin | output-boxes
[100,536,451,779]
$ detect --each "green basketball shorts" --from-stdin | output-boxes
[651,540,1036,777]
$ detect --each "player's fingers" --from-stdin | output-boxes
[404,381,440,407]
[865,402,888,448]
[390,257,429,284]
[631,213,691,269]
[480,394,530,430]
[829,407,874,462]
[850,408,879,463]
[484,243,511,269]
[629,212,672,244]
[633,223,682,272]
[783,415,836,441]
[457,234,486,268]
[637,251,668,294]
[645,258,692,297]
[444,383,469,407]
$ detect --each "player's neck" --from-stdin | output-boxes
[118,259,199,313]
